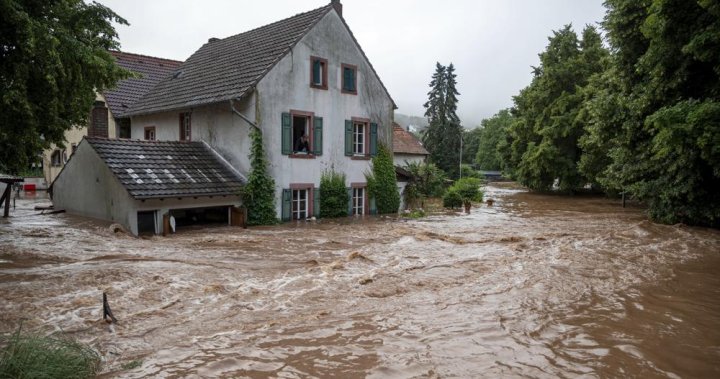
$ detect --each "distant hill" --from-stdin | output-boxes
[394,113,428,133]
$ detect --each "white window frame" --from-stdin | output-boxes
[292,188,309,220]
[353,122,365,155]
[352,187,365,215]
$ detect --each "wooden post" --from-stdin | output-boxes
[103,292,118,324]
[622,192,626,208]
[2,184,10,218]
[162,213,171,236]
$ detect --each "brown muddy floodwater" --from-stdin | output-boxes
[1,183,719,378]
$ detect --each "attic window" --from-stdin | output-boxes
[341,63,357,94]
[310,56,328,90]
[172,71,183,79]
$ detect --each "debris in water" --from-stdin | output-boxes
[103,292,118,324]
[359,277,374,285]
[109,223,126,234]
[347,251,373,263]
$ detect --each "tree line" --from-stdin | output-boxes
[453,0,719,227]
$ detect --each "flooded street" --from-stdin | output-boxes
[1,183,719,378]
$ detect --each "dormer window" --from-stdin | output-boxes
[310,56,328,90]
[342,63,357,94]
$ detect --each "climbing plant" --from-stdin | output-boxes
[366,144,400,214]
[242,128,277,225]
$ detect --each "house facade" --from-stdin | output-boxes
[125,0,396,221]
[41,52,181,186]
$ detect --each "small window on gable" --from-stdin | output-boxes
[50,150,63,167]
[310,56,328,90]
[144,126,156,141]
[179,112,191,141]
[342,63,357,94]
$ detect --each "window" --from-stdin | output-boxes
[144,126,156,141]
[353,122,365,155]
[352,187,365,215]
[282,186,319,221]
[179,112,191,141]
[310,56,328,89]
[345,119,378,157]
[281,111,323,156]
[117,118,131,139]
[50,150,63,167]
[292,188,309,220]
[341,63,357,94]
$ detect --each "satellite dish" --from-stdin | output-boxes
[169,215,176,233]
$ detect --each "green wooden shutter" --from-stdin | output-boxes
[370,195,377,215]
[281,189,291,221]
[313,117,323,156]
[350,68,356,92]
[343,67,351,91]
[312,60,321,85]
[313,188,320,217]
[347,187,353,215]
[281,112,291,155]
[344,120,353,156]
[370,122,378,156]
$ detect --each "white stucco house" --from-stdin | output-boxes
[121,0,397,221]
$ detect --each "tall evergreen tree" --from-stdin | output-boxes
[422,62,463,178]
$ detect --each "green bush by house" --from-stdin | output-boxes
[320,170,349,218]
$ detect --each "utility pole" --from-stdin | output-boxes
[459,133,463,179]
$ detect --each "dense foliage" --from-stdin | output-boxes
[319,170,349,218]
[0,0,132,174]
[502,25,608,192]
[0,330,100,379]
[486,1,720,226]
[475,109,513,171]
[366,144,400,214]
[422,63,463,178]
[402,161,446,207]
[461,127,482,164]
[442,188,462,209]
[243,129,277,225]
[443,178,483,211]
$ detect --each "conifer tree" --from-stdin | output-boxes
[422,62,463,178]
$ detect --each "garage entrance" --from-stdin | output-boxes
[169,206,230,230]
[137,210,157,235]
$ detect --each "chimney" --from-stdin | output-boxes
[331,0,342,17]
[208,37,219,43]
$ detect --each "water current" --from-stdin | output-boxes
[1,183,719,378]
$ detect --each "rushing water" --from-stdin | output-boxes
[1,183,719,378]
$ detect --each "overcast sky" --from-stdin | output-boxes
[98,0,607,127]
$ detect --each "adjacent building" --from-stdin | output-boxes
[42,52,182,185]
[392,122,429,166]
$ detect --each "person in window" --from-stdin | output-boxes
[294,133,309,153]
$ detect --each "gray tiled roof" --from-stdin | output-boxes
[86,138,245,199]
[126,4,333,116]
[103,51,182,118]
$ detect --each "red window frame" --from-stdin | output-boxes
[351,116,370,158]
[289,109,315,158]
[341,63,358,95]
[310,56,328,90]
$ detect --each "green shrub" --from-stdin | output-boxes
[243,128,278,225]
[366,144,400,214]
[443,188,462,209]
[0,330,100,379]
[402,161,447,208]
[320,170,349,218]
[452,177,484,203]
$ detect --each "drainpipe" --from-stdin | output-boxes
[230,99,261,133]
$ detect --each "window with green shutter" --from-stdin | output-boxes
[281,189,291,221]
[341,63,357,94]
